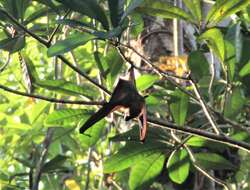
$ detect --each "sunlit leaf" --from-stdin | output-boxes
[167,148,190,184]
[136,74,159,91]
[169,90,189,126]
[45,108,92,126]
[198,28,225,62]
[47,33,96,57]
[104,142,166,173]
[136,0,195,23]
[239,60,250,77]
[206,0,250,26]
[183,0,201,23]
[129,152,165,190]
[78,119,105,148]
[36,79,99,98]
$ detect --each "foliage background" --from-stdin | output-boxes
[0,0,250,190]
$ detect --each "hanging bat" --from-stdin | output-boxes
[79,67,147,141]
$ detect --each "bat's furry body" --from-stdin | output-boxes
[79,70,147,141]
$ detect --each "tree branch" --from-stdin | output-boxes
[148,117,250,153]
[47,10,71,45]
[0,84,104,105]
[0,8,49,47]
[189,76,222,135]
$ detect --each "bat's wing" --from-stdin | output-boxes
[138,104,147,142]
[79,103,116,134]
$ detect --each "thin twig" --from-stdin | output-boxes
[171,132,230,190]
[47,10,71,45]
[189,76,222,135]
[0,53,10,73]
[32,129,53,190]
[0,84,104,105]
[0,9,49,46]
[208,50,215,105]
[148,117,250,153]
[113,41,189,80]
[186,147,230,190]
[57,55,111,95]
[116,46,152,72]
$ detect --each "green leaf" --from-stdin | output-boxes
[45,108,92,126]
[78,119,105,148]
[24,7,55,24]
[56,0,109,30]
[206,0,250,26]
[0,36,25,53]
[239,60,250,77]
[2,0,29,20]
[187,136,213,147]
[42,155,68,172]
[108,0,124,27]
[56,19,94,29]
[195,152,235,170]
[136,74,159,91]
[34,0,60,13]
[136,0,195,23]
[47,33,96,57]
[105,49,124,87]
[121,0,144,21]
[231,131,250,142]
[224,40,236,81]
[104,142,166,173]
[169,90,189,126]
[27,102,49,124]
[14,157,34,168]
[129,152,165,190]
[22,54,39,83]
[188,51,209,81]
[183,0,201,23]
[198,28,225,62]
[224,87,245,118]
[36,79,98,98]
[167,149,190,184]
[186,136,226,151]
[205,0,226,25]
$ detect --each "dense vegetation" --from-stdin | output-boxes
[0,0,249,189]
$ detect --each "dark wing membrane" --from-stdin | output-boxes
[79,103,115,133]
